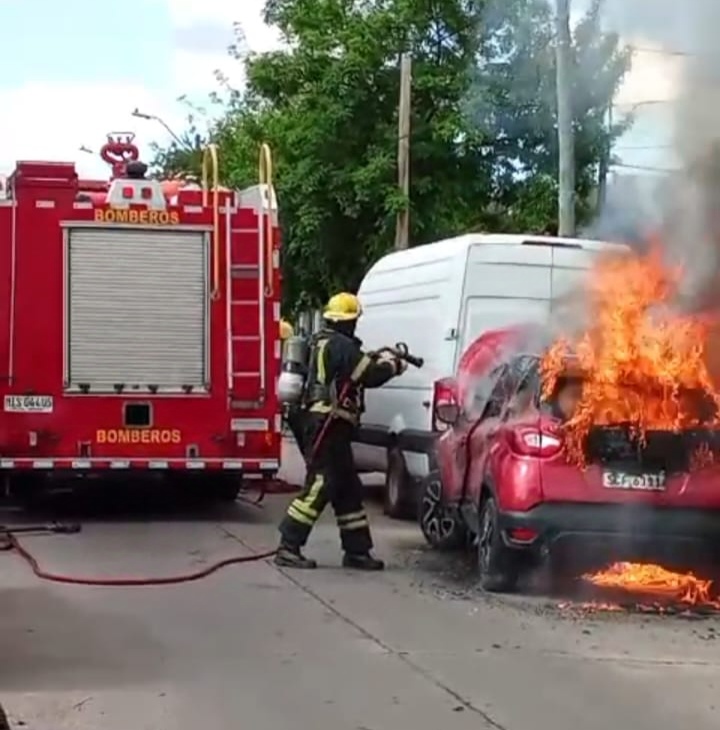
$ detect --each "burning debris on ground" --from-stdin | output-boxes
[556,562,720,617]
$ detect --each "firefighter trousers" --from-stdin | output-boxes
[285,404,307,454]
[279,416,373,555]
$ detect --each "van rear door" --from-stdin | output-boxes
[457,243,553,367]
[549,243,597,297]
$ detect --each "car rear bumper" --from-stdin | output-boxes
[498,502,720,565]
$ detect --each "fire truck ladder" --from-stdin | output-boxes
[220,143,276,404]
[202,143,221,301]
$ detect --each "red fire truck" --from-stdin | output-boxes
[0,133,282,499]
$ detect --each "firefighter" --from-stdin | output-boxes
[275,292,406,570]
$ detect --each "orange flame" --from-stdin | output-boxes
[540,247,720,464]
[584,562,720,608]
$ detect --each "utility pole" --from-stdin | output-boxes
[555,0,575,236]
[598,103,613,210]
[395,53,412,250]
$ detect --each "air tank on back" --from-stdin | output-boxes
[278,335,310,405]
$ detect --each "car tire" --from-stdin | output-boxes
[384,448,414,519]
[418,470,466,550]
[477,493,520,593]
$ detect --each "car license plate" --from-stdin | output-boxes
[602,469,666,491]
[3,395,53,413]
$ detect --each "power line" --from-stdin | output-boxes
[614,144,673,151]
[611,162,678,174]
[629,45,695,58]
[612,99,674,108]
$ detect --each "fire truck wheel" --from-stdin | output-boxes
[11,474,44,507]
[212,475,242,502]
[383,448,414,520]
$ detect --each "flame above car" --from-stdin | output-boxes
[540,246,720,466]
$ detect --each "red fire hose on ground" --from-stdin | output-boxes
[0,345,423,588]
[0,523,278,587]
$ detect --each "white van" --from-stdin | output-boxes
[353,233,628,517]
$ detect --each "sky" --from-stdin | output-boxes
[0,0,280,177]
[0,0,679,180]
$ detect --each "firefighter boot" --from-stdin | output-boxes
[342,552,385,571]
[274,544,318,569]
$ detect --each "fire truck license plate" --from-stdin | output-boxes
[4,395,53,413]
[602,470,666,491]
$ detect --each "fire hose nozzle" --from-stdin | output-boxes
[371,346,424,368]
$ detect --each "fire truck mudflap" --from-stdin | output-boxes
[0,135,282,493]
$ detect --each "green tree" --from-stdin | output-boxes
[153,0,631,310]
[465,0,631,232]
[212,0,490,310]
[147,97,208,179]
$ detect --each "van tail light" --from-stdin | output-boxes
[432,377,459,432]
[510,428,562,457]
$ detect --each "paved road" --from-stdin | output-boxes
[0,442,718,729]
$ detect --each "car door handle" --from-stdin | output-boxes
[422,400,431,408]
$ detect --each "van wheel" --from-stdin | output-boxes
[477,494,520,593]
[418,471,466,550]
[384,448,413,519]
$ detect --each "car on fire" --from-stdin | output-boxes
[419,326,720,592]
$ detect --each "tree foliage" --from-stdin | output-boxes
[153,0,632,312]
[465,0,631,231]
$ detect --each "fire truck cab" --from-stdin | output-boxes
[0,134,282,499]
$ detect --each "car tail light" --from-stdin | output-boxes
[432,377,459,432]
[507,527,537,543]
[122,186,134,199]
[511,428,562,457]
[141,186,153,199]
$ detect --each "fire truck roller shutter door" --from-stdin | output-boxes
[66,228,209,391]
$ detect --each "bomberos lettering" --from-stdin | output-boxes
[96,429,181,444]
[94,208,180,225]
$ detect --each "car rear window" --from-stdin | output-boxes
[539,380,718,425]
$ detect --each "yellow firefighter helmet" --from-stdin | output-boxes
[323,292,363,322]
[280,319,294,340]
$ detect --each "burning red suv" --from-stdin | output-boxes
[419,328,720,593]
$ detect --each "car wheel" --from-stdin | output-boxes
[477,493,520,592]
[418,471,466,550]
[384,448,414,519]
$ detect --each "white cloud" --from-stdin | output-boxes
[0,0,283,179]
[164,0,282,94]
[163,0,281,50]
[0,83,184,178]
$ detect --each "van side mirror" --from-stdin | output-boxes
[433,377,460,427]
